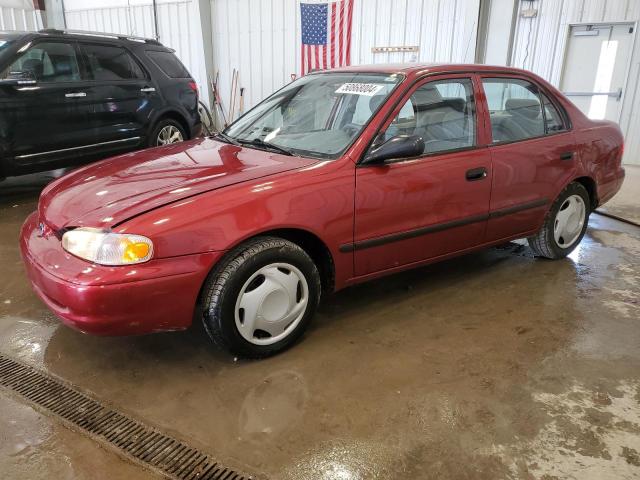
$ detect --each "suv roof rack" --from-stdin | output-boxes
[38,29,161,45]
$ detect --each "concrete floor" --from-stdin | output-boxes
[1,171,640,479]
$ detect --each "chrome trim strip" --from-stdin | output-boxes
[339,198,550,253]
[15,137,141,160]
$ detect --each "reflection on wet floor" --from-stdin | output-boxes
[1,171,640,479]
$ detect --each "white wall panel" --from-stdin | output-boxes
[510,0,640,164]
[211,0,480,116]
[0,4,44,31]
[65,1,209,103]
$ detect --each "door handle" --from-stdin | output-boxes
[65,92,86,98]
[560,151,574,161]
[140,87,156,93]
[466,167,487,181]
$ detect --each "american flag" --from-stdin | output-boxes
[300,0,354,76]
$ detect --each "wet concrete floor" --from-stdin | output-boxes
[1,171,640,479]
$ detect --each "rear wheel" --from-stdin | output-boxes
[201,237,321,358]
[149,119,186,147]
[528,182,590,259]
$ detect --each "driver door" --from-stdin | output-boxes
[353,75,492,276]
[0,40,92,167]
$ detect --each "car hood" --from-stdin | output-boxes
[39,138,318,231]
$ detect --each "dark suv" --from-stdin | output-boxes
[0,29,202,177]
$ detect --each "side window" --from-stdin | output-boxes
[380,78,476,155]
[482,78,545,142]
[82,44,145,81]
[541,93,566,132]
[146,50,190,78]
[1,42,81,82]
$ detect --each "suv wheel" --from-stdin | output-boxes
[528,182,590,259]
[201,237,321,358]
[150,119,186,147]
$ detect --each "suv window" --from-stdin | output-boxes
[146,50,190,78]
[1,41,81,82]
[482,78,545,143]
[82,44,145,81]
[380,78,476,155]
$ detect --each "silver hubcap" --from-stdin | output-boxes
[554,194,586,248]
[156,125,183,145]
[234,263,309,346]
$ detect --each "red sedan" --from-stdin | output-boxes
[21,64,625,357]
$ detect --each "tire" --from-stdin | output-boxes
[201,237,321,358]
[148,118,187,147]
[527,182,590,259]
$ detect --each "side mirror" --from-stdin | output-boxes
[362,134,425,165]
[0,71,37,87]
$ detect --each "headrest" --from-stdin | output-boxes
[505,99,540,119]
[443,98,465,113]
[412,86,442,106]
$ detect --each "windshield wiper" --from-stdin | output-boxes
[214,132,241,146]
[237,138,297,157]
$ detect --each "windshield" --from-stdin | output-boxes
[0,36,15,53]
[224,72,403,159]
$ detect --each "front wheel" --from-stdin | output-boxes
[201,237,321,358]
[527,182,590,259]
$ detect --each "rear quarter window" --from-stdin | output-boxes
[146,50,190,78]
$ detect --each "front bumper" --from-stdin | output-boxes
[20,211,223,336]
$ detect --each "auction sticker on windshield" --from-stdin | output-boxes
[335,83,385,96]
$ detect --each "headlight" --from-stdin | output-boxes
[62,228,153,266]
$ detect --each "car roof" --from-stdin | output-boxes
[23,29,164,47]
[323,63,535,78]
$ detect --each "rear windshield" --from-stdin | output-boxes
[146,50,190,78]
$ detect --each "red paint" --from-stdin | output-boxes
[330,2,337,69]
[345,0,353,65]
[21,64,625,336]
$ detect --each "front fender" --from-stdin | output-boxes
[116,159,357,288]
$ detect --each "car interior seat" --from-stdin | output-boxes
[20,58,44,80]
[414,88,471,153]
[51,57,78,81]
[490,98,544,142]
[369,94,386,114]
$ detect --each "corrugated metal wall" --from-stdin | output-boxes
[0,4,43,31]
[211,0,480,115]
[510,0,640,165]
[65,1,209,102]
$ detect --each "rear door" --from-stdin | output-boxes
[480,75,577,241]
[353,75,492,276]
[0,39,93,166]
[78,42,158,151]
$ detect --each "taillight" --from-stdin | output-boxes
[188,81,198,97]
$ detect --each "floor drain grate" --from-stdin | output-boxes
[0,353,252,480]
